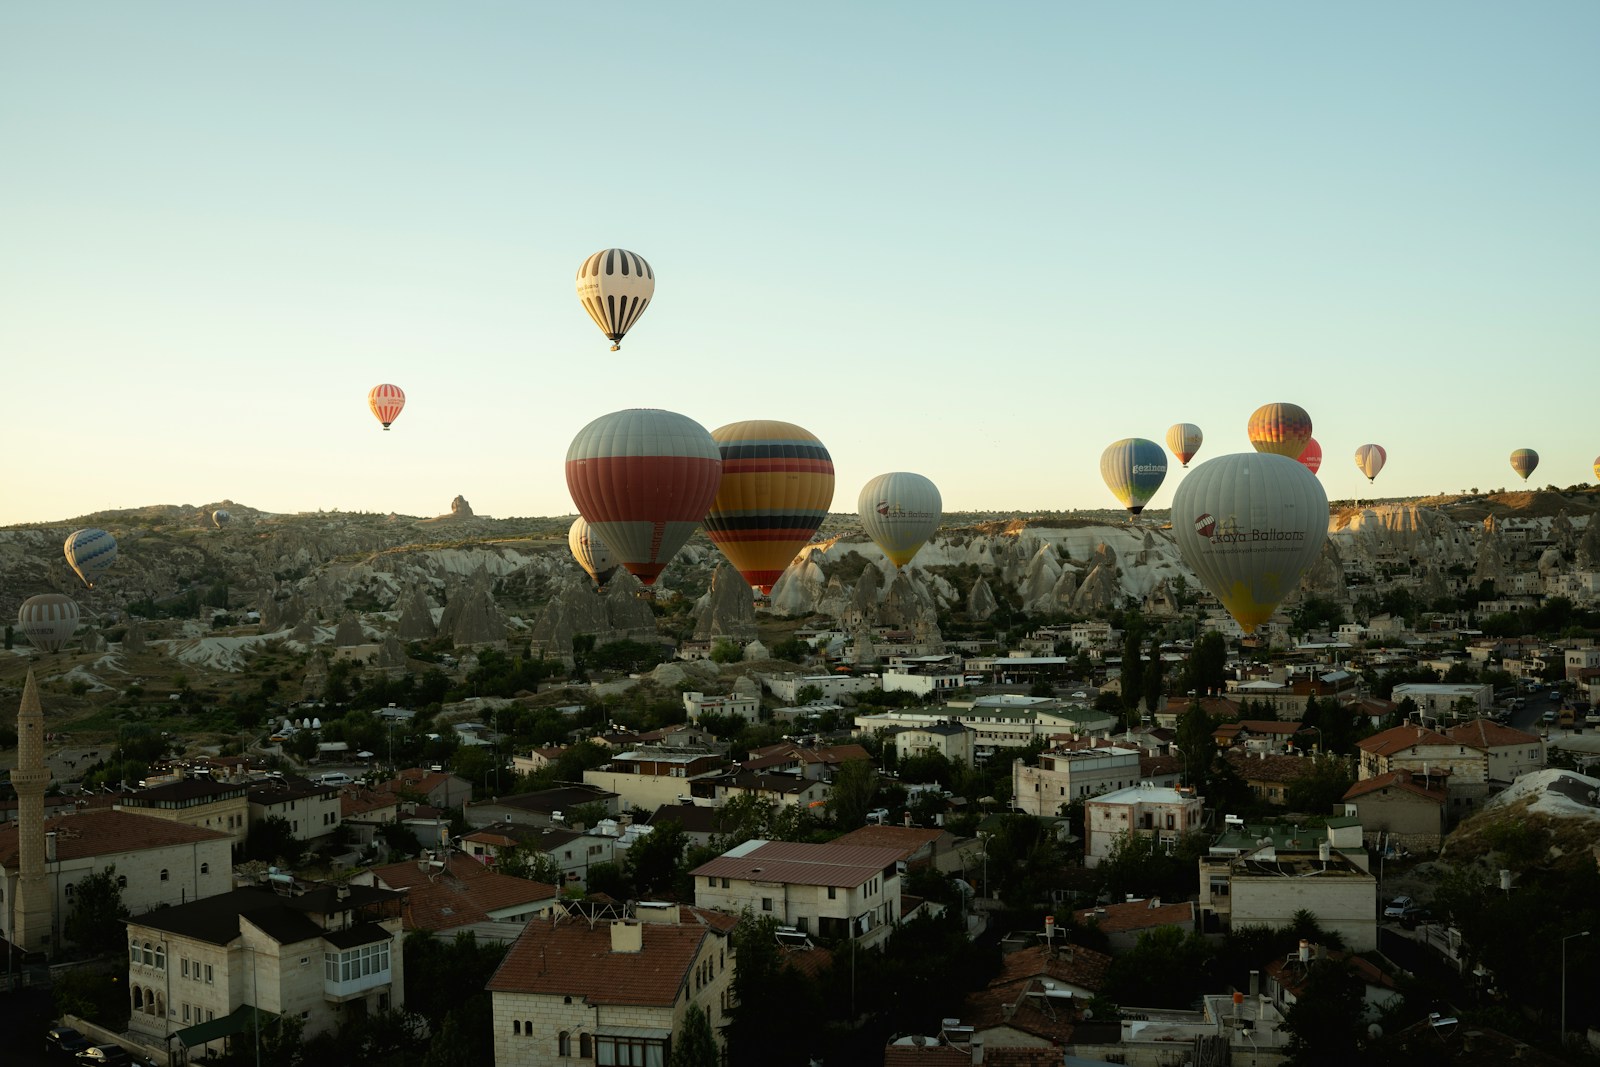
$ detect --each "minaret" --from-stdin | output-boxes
[13,670,54,953]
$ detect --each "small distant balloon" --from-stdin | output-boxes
[212,509,232,528]
[1354,444,1387,484]
[1247,402,1313,459]
[1171,452,1329,634]
[1166,423,1203,467]
[64,528,118,588]
[369,384,405,430]
[1100,438,1168,516]
[568,517,619,589]
[1509,448,1539,482]
[18,594,80,653]
[1296,437,1322,476]
[576,248,655,350]
[859,472,942,569]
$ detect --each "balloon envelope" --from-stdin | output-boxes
[1100,438,1168,516]
[1509,448,1539,482]
[1354,444,1387,483]
[1171,453,1329,634]
[858,472,942,569]
[1594,456,1600,483]
[704,420,836,595]
[565,408,722,586]
[568,517,619,588]
[18,594,79,653]
[212,509,231,528]
[576,248,655,350]
[1296,437,1323,476]
[64,528,118,588]
[369,384,405,430]
[1247,403,1313,459]
[1166,423,1203,467]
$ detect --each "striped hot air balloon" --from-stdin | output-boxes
[568,517,620,589]
[858,473,942,569]
[369,384,405,430]
[1296,437,1323,476]
[1166,423,1203,467]
[703,420,835,595]
[1247,403,1313,459]
[565,409,722,586]
[18,594,80,653]
[64,528,118,588]
[1354,444,1387,483]
[576,248,655,350]
[1172,453,1328,634]
[1100,438,1168,516]
[1510,448,1539,482]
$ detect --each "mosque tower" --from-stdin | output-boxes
[12,670,54,953]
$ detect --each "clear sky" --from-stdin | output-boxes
[4,2,1597,526]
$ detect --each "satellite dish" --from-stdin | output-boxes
[1367,1023,1383,1040]
[1082,1008,1094,1020]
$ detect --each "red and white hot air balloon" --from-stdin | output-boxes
[1296,437,1322,476]
[368,384,405,430]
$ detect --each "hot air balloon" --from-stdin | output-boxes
[1247,403,1313,459]
[1296,437,1323,476]
[576,248,655,351]
[568,517,620,589]
[1594,456,1600,483]
[18,594,79,653]
[1510,448,1539,482]
[1100,438,1168,517]
[703,420,836,595]
[1354,444,1387,483]
[1171,453,1329,634]
[565,409,722,586]
[1166,423,1203,468]
[858,473,942,569]
[369,384,405,430]
[64,528,118,588]
[212,509,231,528]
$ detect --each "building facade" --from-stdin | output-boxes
[690,839,903,944]
[1084,785,1204,868]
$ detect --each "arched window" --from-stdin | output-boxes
[579,1034,591,1058]
[160,869,170,881]
[143,942,154,965]
[201,862,210,875]
[133,987,144,1010]
[558,1032,571,1056]
[156,992,165,1017]
[524,1021,532,1037]
[131,941,140,964]
[513,1021,521,1036]
[64,883,74,899]
[155,944,165,970]
[117,875,128,889]
[144,986,156,1014]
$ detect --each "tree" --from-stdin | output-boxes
[1175,700,1218,796]
[628,820,688,898]
[1183,631,1228,697]
[497,845,563,886]
[1141,634,1164,714]
[1102,924,1216,1008]
[64,866,131,956]
[1121,612,1145,712]
[669,1003,718,1067]
[795,684,823,705]
[1283,755,1356,816]
[710,640,743,664]
[246,815,301,864]
[825,759,879,828]
[1281,959,1366,1065]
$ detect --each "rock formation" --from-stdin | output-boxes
[967,577,998,621]
[395,584,438,640]
[334,614,366,647]
[694,563,759,641]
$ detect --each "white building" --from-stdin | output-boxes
[881,667,965,699]
[690,839,903,944]
[1084,784,1204,868]
[681,691,761,724]
[1391,683,1491,722]
[1012,744,1146,816]
[892,721,975,767]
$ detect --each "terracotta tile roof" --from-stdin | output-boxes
[746,742,872,767]
[1358,725,1453,756]
[1444,718,1540,749]
[1223,749,1319,784]
[960,977,1076,1045]
[365,852,560,931]
[1139,755,1184,778]
[0,808,231,869]
[342,789,400,818]
[689,840,906,888]
[1265,948,1396,999]
[882,1044,970,1066]
[1342,770,1448,804]
[994,943,1112,993]
[486,914,715,1005]
[829,825,945,856]
[379,768,454,796]
[1072,898,1195,935]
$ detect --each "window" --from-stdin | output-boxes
[142,942,153,965]
[65,883,75,899]
[761,898,772,911]
[721,877,730,888]
[514,1021,522,1035]
[130,941,139,964]
[524,1020,532,1037]
[201,863,210,875]
[205,964,213,984]
[117,875,127,889]
[580,1034,592,1058]
[160,869,170,882]
[596,1034,666,1066]
[559,1031,571,1055]
[182,958,190,978]
[324,940,392,983]
[827,886,836,900]
[155,945,165,971]
[183,1004,191,1023]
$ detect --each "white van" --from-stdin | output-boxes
[319,772,353,787]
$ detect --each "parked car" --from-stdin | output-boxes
[75,1046,135,1067]
[1383,895,1414,918]
[46,1027,90,1058]
[1399,906,1435,929]
[1542,709,1559,725]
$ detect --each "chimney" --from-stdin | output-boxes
[1248,970,1260,997]
[1298,939,1310,964]
[970,1036,984,1065]
[46,831,58,863]
[610,919,644,954]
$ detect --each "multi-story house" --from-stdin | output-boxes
[893,721,975,767]
[582,748,727,812]
[1197,846,1377,952]
[352,851,560,933]
[461,822,616,889]
[1357,720,1543,816]
[0,809,232,951]
[487,904,736,1067]
[125,879,405,1056]
[690,839,903,945]
[1083,784,1204,868]
[247,776,343,842]
[115,778,250,845]
[1011,742,1144,816]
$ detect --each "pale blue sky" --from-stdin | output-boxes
[4,2,1597,525]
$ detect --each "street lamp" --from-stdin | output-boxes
[1562,930,1590,1042]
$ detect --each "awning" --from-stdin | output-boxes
[174,1004,276,1047]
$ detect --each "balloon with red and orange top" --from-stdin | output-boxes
[368,384,405,430]
[1246,402,1312,459]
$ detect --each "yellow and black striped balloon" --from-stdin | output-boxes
[704,421,835,595]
